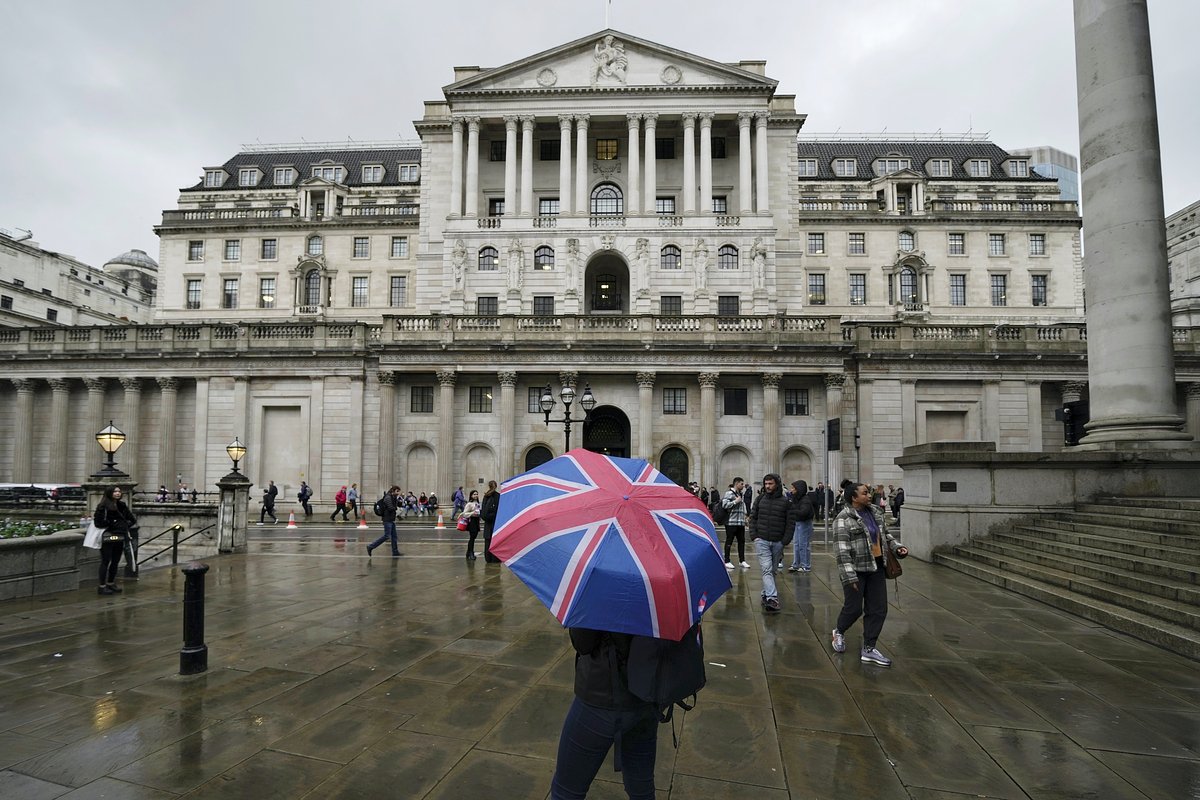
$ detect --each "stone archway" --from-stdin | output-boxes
[523,445,553,472]
[583,405,630,458]
[781,446,814,483]
[584,253,630,314]
[405,444,435,492]
[463,444,497,494]
[658,445,690,487]
[718,446,752,487]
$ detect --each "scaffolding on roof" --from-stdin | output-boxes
[239,139,422,153]
[796,131,992,142]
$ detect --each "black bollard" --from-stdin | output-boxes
[179,561,210,675]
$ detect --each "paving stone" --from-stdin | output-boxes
[970,726,1150,799]
[298,730,472,799]
[178,749,339,800]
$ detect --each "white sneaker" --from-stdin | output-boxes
[831,629,846,653]
[739,561,750,569]
[725,561,735,570]
[256,522,264,526]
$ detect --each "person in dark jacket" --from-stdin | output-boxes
[366,486,402,557]
[748,473,795,613]
[94,485,136,596]
[258,480,278,524]
[788,479,816,573]
[551,628,659,799]
[480,480,501,563]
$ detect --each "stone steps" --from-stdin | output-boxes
[1039,518,1200,552]
[1004,524,1200,569]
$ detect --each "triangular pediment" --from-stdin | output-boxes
[445,30,777,94]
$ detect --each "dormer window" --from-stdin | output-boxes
[398,164,419,182]
[874,157,911,176]
[362,165,384,183]
[798,159,817,177]
[274,167,296,185]
[1008,159,1029,177]
[238,168,260,187]
[967,159,991,178]
[204,170,226,188]
[927,158,952,177]
[312,165,345,182]
[833,158,857,177]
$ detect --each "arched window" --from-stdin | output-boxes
[660,245,681,270]
[478,246,498,271]
[534,246,555,270]
[306,235,323,256]
[525,445,553,471]
[590,183,624,215]
[898,231,916,252]
[717,245,738,270]
[659,447,690,487]
[304,270,322,307]
[899,267,918,304]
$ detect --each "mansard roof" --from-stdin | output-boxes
[796,140,1056,182]
[183,147,422,192]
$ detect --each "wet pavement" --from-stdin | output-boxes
[1,524,1197,799]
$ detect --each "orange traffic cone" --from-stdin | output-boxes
[435,512,445,529]
[357,513,368,530]
[286,510,298,529]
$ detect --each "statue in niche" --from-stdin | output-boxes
[694,238,709,290]
[507,237,524,291]
[591,35,628,86]
[565,238,581,295]
[634,237,650,294]
[452,238,467,288]
[750,237,768,291]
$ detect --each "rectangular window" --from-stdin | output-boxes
[533,295,555,316]
[489,198,506,216]
[807,233,825,255]
[948,232,965,255]
[798,158,818,177]
[362,165,383,183]
[224,240,240,261]
[238,168,259,187]
[528,387,544,413]
[489,140,506,161]
[469,386,493,413]
[660,295,682,315]
[188,241,204,261]
[260,238,277,260]
[539,198,560,216]
[390,276,408,308]
[849,273,867,305]
[398,164,419,182]
[273,167,295,185]
[712,196,727,214]
[663,388,687,415]
[717,295,740,316]
[808,274,826,305]
[595,138,618,160]
[256,277,275,309]
[949,274,966,306]
[723,388,748,416]
[968,159,991,178]
[655,138,675,159]
[784,389,810,416]
[186,279,201,310]
[898,231,916,252]
[989,233,1006,256]
[1028,233,1046,256]
[46,308,58,322]
[410,386,434,413]
[990,274,1008,306]
[833,158,857,177]
[222,278,239,309]
[311,166,345,182]
[476,296,498,316]
[655,197,676,215]
[0,295,11,310]
[540,139,560,161]
[1010,159,1029,177]
[711,137,726,159]
[204,170,224,188]
[848,232,865,255]
[391,236,409,258]
[928,159,952,177]
[876,158,911,175]
[353,236,370,258]
[351,276,369,307]
[1031,274,1048,307]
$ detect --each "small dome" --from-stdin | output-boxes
[105,248,158,272]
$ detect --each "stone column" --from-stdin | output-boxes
[436,369,457,499]
[378,372,396,486]
[498,371,517,479]
[699,372,719,488]
[761,373,781,475]
[1073,0,1188,445]
[503,116,519,216]
[643,112,658,214]
[558,115,573,215]
[193,378,209,491]
[824,373,846,489]
[699,114,714,215]
[48,379,70,482]
[12,378,34,482]
[121,377,142,484]
[682,114,697,214]
[1061,381,1087,406]
[450,117,464,217]
[755,112,770,213]
[626,113,641,216]
[465,116,481,218]
[1027,380,1044,452]
[737,112,754,214]
[520,116,535,217]
[575,114,590,215]
[157,377,179,490]
[982,380,1001,446]
[636,371,655,461]
[1187,384,1200,440]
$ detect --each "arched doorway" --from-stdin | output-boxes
[585,253,629,314]
[463,444,496,494]
[781,446,813,482]
[524,445,553,472]
[406,444,435,491]
[718,446,752,487]
[659,446,690,487]
[583,405,630,457]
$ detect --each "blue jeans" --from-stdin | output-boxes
[791,520,812,570]
[369,521,399,555]
[755,539,784,600]
[551,698,657,800]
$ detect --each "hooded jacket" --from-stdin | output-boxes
[790,480,815,523]
[748,473,795,544]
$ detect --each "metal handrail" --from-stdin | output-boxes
[138,522,216,567]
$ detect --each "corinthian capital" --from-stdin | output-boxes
[635,371,656,388]
[698,372,720,388]
[436,369,457,387]
[120,377,142,392]
[761,372,782,389]
[737,111,754,128]
[824,373,846,390]
[157,376,179,392]
[377,371,397,386]
[498,371,518,387]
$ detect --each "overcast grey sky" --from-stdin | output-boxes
[2,1,1196,267]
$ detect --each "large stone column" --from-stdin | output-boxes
[436,369,457,499]
[761,373,781,475]
[1187,384,1200,440]
[682,114,697,214]
[157,377,179,490]
[626,113,641,216]
[48,379,70,482]
[699,372,719,488]
[498,371,517,480]
[193,378,209,491]
[465,116,481,218]
[699,114,714,215]
[12,379,34,482]
[520,116,535,217]
[503,116,519,215]
[824,373,846,489]
[377,371,396,485]
[121,377,142,484]
[1073,0,1189,446]
[450,117,463,217]
[737,112,753,214]
[642,112,658,215]
[754,111,770,213]
[575,114,590,215]
[636,371,655,461]
[558,115,573,215]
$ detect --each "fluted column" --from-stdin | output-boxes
[48,379,70,481]
[761,373,781,475]
[754,111,770,213]
[699,114,714,215]
[520,116,535,217]
[157,377,179,489]
[12,379,35,482]
[499,371,517,479]
[378,372,396,485]
[121,377,142,483]
[636,372,655,461]
[450,117,464,217]
[558,115,574,215]
[699,372,719,488]
[465,116,481,218]
[1187,384,1200,440]
[1061,381,1087,405]
[626,113,641,216]
[503,116,519,216]
[643,112,658,214]
[436,369,457,499]
[575,114,590,215]
[84,378,106,474]
[737,112,754,214]
[682,114,697,214]
[825,373,846,489]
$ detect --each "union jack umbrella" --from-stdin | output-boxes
[490,449,732,641]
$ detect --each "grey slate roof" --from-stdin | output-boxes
[795,141,1056,183]
[184,148,423,192]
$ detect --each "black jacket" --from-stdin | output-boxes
[569,628,653,711]
[94,500,137,536]
[790,480,815,523]
[748,474,795,544]
[378,492,399,523]
[481,491,500,525]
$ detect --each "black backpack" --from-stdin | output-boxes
[626,623,706,723]
[711,501,730,526]
[373,495,386,516]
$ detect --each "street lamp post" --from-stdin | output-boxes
[541,382,596,452]
[94,421,127,478]
[216,436,251,553]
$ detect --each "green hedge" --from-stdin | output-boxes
[0,519,80,540]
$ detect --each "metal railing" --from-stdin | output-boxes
[137,522,216,568]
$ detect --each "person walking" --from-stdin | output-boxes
[331,486,350,522]
[94,486,136,596]
[347,483,359,519]
[462,490,481,560]
[720,477,751,570]
[453,486,466,517]
[298,481,313,518]
[258,480,278,525]
[831,482,908,666]
[366,486,403,558]
[747,473,795,614]
[788,479,815,573]
[480,480,502,563]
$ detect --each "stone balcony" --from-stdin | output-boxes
[157,204,420,232]
[455,212,773,236]
[796,198,1080,221]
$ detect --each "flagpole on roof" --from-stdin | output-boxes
[605,0,611,28]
